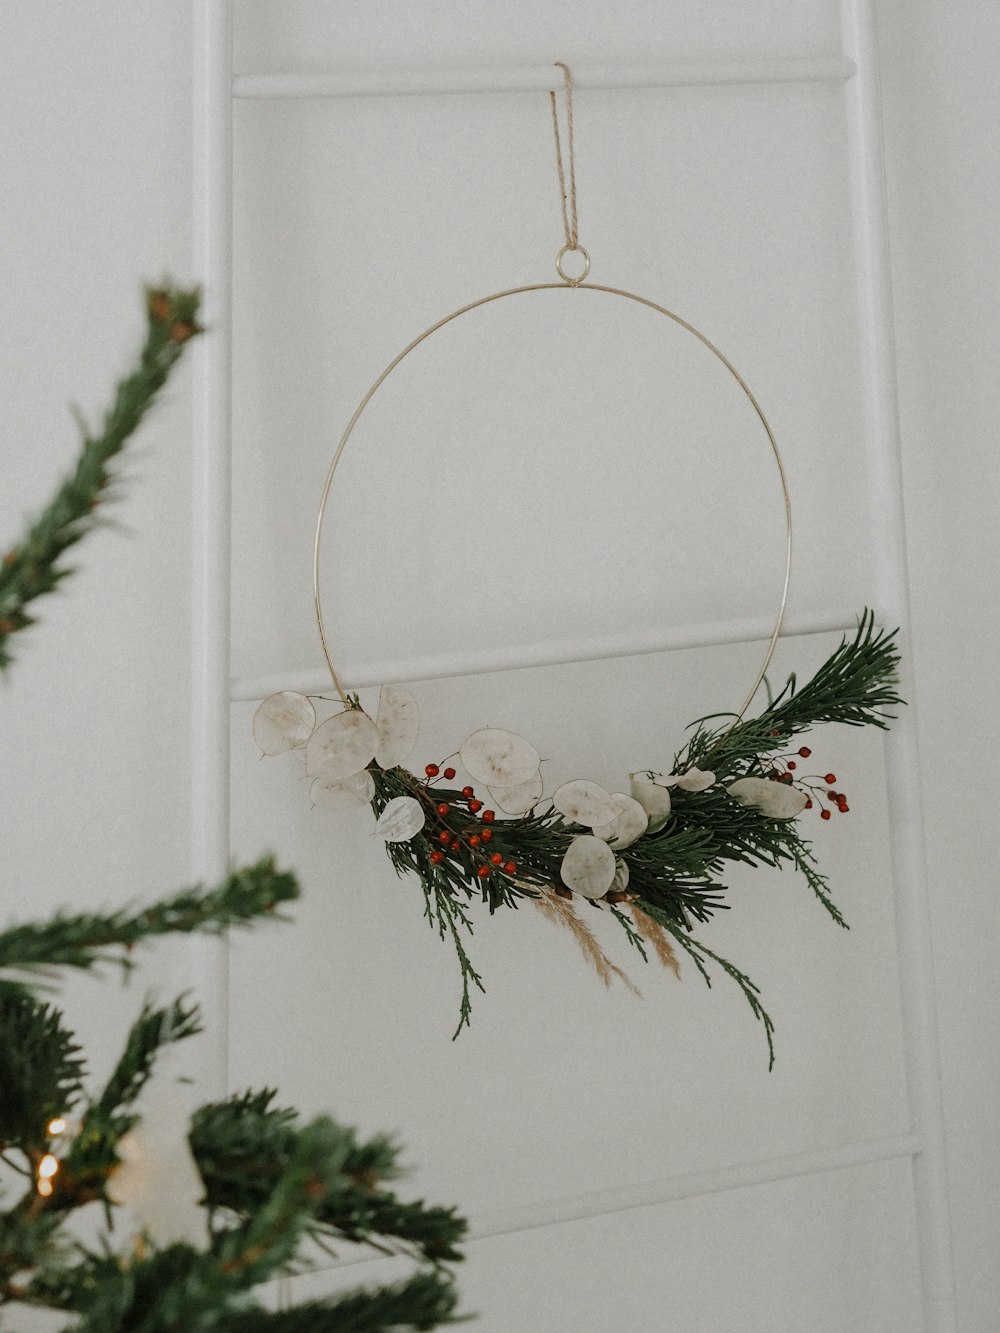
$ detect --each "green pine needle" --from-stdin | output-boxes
[0,285,202,672]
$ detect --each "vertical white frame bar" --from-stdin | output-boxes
[841,0,957,1327]
[190,0,233,1099]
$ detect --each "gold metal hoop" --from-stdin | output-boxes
[314,281,792,720]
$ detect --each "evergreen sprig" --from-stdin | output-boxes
[191,1090,467,1266]
[357,612,901,1066]
[0,285,202,671]
[0,857,299,995]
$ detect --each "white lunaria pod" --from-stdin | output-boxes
[592,793,649,849]
[674,766,716,792]
[727,776,808,819]
[375,795,426,842]
[253,691,315,755]
[560,835,617,899]
[310,769,376,811]
[610,857,631,893]
[305,711,379,781]
[341,769,376,802]
[552,780,623,829]
[628,773,673,832]
[460,728,540,786]
[375,685,419,769]
[488,771,544,815]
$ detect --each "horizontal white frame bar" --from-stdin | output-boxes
[289,1133,922,1274]
[230,606,870,702]
[233,56,856,102]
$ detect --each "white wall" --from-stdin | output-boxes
[2,2,996,1330]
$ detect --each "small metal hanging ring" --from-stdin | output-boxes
[556,244,591,286]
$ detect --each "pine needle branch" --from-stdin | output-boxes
[190,1090,467,1266]
[0,858,299,992]
[224,1272,466,1331]
[0,285,202,672]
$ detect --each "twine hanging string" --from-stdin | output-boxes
[549,62,590,283]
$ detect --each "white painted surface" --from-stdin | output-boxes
[3,1,997,1329]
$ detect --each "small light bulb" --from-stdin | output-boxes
[37,1178,53,1198]
[47,1118,67,1136]
[38,1154,59,1180]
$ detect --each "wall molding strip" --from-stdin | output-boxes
[190,0,234,1100]
[841,0,957,1326]
[232,56,856,101]
[287,1133,923,1274]
[229,607,869,702]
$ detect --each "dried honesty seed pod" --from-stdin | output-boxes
[727,776,808,819]
[488,771,544,815]
[610,857,631,894]
[375,684,419,769]
[460,728,540,787]
[375,795,426,842]
[673,766,716,792]
[305,710,379,781]
[253,691,316,756]
[628,773,673,832]
[552,780,623,829]
[560,835,617,899]
[310,769,376,811]
[592,793,649,849]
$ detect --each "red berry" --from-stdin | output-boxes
[824,773,837,785]
[425,764,440,778]
[805,798,813,810]
[781,774,794,785]
[468,799,483,813]
[462,786,474,798]
[821,809,832,821]
[438,830,451,844]
[799,747,811,758]
[443,767,456,780]
[430,849,444,864]
[435,802,449,816]
[482,810,495,823]
[490,852,503,866]
[481,829,493,843]
[504,861,517,875]
[827,790,838,800]
[840,805,850,814]
[477,865,491,879]
[787,761,796,771]
[469,835,481,847]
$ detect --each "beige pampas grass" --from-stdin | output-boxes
[630,903,681,978]
[531,889,641,997]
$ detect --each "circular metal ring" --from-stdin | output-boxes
[314,281,792,722]
[555,243,591,285]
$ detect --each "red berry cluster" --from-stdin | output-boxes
[423,763,516,880]
[766,746,851,821]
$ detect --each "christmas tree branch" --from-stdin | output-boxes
[224,1272,465,1331]
[191,1091,467,1266]
[0,858,299,993]
[0,285,202,671]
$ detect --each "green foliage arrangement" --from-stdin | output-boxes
[259,618,900,1068]
[0,289,466,1331]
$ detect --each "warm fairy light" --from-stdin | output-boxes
[36,1154,59,1196]
[47,1118,67,1135]
[38,1154,59,1180]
